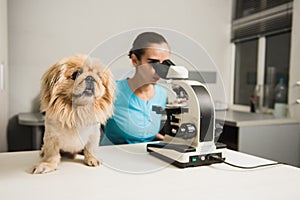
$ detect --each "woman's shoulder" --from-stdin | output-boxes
[116,79,126,86]
[116,79,129,90]
[155,84,167,95]
[115,79,132,99]
[153,84,167,104]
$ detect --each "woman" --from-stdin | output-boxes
[101,32,170,145]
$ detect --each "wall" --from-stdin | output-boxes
[289,0,300,121]
[7,0,233,118]
[0,0,8,152]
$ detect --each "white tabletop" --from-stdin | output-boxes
[0,143,300,200]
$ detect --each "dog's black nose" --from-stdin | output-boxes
[84,76,95,97]
[85,76,95,93]
[85,76,95,83]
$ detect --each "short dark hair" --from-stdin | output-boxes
[128,32,169,60]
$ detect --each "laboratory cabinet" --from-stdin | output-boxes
[217,110,300,167]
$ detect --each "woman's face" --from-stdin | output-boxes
[132,42,170,84]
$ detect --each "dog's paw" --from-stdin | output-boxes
[31,162,57,174]
[84,156,101,167]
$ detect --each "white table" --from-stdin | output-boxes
[0,143,300,200]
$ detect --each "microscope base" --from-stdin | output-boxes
[147,143,225,168]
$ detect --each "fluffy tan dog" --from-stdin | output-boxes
[32,55,115,174]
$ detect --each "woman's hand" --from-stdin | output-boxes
[154,133,165,141]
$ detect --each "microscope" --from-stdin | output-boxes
[146,60,225,168]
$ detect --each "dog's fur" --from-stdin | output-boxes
[32,55,115,174]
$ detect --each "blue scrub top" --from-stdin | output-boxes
[101,79,167,145]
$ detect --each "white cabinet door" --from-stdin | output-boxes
[0,0,8,152]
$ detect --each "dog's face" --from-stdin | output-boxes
[59,56,108,106]
[40,55,115,127]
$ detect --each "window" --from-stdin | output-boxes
[264,32,291,107]
[232,0,292,109]
[234,39,258,105]
[234,0,293,20]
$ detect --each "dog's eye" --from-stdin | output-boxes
[71,70,82,80]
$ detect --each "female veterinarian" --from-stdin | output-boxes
[101,32,170,145]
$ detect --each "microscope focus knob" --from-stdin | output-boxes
[176,123,197,139]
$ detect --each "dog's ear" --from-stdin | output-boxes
[40,63,61,112]
[100,68,115,106]
[94,67,115,124]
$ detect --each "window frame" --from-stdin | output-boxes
[230,0,293,112]
[231,32,291,111]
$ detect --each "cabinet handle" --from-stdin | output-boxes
[296,81,300,104]
[0,63,4,91]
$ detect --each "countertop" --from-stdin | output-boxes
[18,112,45,126]
[216,110,299,127]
